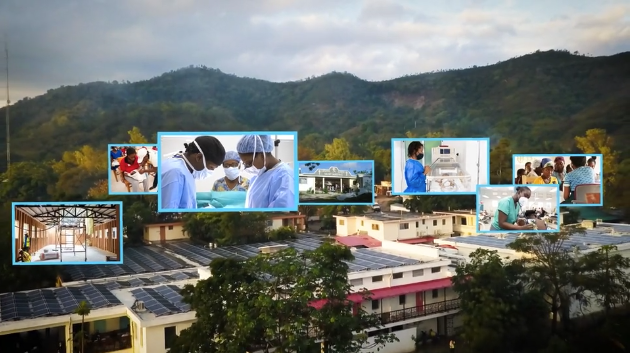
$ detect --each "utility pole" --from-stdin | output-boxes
[4,35,10,179]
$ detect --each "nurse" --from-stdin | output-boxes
[160,136,226,209]
[404,141,431,193]
[237,135,295,209]
[212,151,250,192]
[490,186,537,231]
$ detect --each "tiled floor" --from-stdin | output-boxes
[29,244,117,263]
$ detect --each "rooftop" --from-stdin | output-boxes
[335,212,451,222]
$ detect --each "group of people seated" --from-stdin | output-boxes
[161,135,295,209]
[515,156,599,203]
[111,146,158,193]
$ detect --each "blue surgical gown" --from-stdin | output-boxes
[160,158,197,210]
[246,163,295,209]
[404,159,427,193]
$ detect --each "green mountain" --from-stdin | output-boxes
[1,49,629,164]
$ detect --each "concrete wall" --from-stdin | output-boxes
[335,215,454,239]
[144,223,187,243]
[364,327,416,353]
[141,321,194,353]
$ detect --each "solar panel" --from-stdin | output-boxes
[123,256,148,273]
[170,272,189,281]
[109,266,127,276]
[80,285,109,309]
[145,288,181,313]
[183,271,199,278]
[126,248,165,272]
[93,284,122,305]
[40,289,64,315]
[14,293,31,318]
[105,281,122,290]
[131,289,177,317]
[0,293,17,321]
[128,278,145,287]
[150,275,168,284]
[140,247,185,269]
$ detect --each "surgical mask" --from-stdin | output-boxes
[224,167,240,180]
[518,197,528,208]
[416,153,424,160]
[248,135,267,175]
[181,140,213,180]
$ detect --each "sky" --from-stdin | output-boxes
[299,161,373,174]
[0,0,629,106]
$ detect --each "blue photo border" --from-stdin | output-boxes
[390,137,491,195]
[512,154,604,207]
[12,201,125,265]
[107,144,158,196]
[475,184,561,234]
[156,131,299,213]
[297,160,376,206]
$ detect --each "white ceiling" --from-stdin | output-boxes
[479,186,557,202]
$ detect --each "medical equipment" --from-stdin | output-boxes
[426,145,472,192]
[196,191,247,209]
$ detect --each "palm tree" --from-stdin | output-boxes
[74,301,91,353]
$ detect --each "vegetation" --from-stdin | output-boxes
[170,244,397,353]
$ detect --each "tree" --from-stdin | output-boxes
[452,249,548,353]
[0,161,57,202]
[181,212,270,245]
[172,244,396,353]
[267,226,297,241]
[52,145,108,196]
[128,126,150,143]
[489,138,512,184]
[74,300,91,353]
[298,146,317,160]
[580,245,630,317]
[87,179,109,199]
[507,227,588,333]
[298,205,318,231]
[575,129,619,197]
[321,138,359,160]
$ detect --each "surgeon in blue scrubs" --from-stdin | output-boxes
[404,141,431,193]
[160,136,226,209]
[237,135,295,209]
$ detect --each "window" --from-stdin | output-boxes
[461,217,467,225]
[412,269,424,277]
[361,220,364,226]
[433,220,438,226]
[164,326,177,349]
[432,289,439,298]
[372,224,380,230]
[442,219,446,225]
[399,295,406,305]
[371,300,379,310]
[422,220,426,225]
[431,267,441,273]
[168,225,173,230]
[415,221,419,227]
[399,223,409,230]
[393,272,403,279]
[266,220,273,227]
[299,177,308,184]
[372,275,383,282]
[339,219,345,225]
[350,278,363,286]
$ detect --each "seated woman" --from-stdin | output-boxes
[562,156,596,203]
[490,187,537,231]
[119,147,151,192]
[213,151,250,192]
[515,168,525,184]
[532,162,559,185]
[404,141,431,193]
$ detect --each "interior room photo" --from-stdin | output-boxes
[13,203,123,264]
[392,138,489,194]
[477,186,560,233]
[158,132,297,210]
[109,144,158,194]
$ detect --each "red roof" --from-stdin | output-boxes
[438,244,458,250]
[397,237,434,244]
[310,277,453,309]
[335,235,382,248]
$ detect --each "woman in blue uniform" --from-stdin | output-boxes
[404,141,431,193]
[160,136,226,209]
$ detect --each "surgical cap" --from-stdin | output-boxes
[224,151,240,162]
[236,135,274,153]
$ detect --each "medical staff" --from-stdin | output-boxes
[404,141,431,193]
[237,135,295,209]
[490,187,537,231]
[161,136,226,209]
[213,151,250,192]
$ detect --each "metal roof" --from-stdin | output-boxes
[16,204,118,226]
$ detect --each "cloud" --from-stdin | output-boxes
[0,0,628,106]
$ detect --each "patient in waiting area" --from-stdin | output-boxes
[520,210,547,231]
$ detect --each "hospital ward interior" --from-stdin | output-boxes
[514,155,602,204]
[110,145,158,193]
[14,204,121,263]
[159,134,295,209]
[393,139,489,193]
[478,186,559,231]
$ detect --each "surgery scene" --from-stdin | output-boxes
[513,154,602,205]
[392,138,489,194]
[477,185,560,233]
[158,133,297,211]
[109,145,158,194]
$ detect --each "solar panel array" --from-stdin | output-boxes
[130,285,190,317]
[166,238,420,272]
[449,231,630,251]
[64,246,190,281]
[0,284,121,322]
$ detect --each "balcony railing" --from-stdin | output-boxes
[379,298,461,324]
[73,328,132,353]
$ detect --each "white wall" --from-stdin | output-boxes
[142,322,194,353]
[363,327,416,353]
[160,134,295,192]
[393,139,488,193]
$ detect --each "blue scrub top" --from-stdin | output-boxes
[246,163,295,209]
[491,197,521,230]
[404,159,427,193]
[160,157,197,210]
